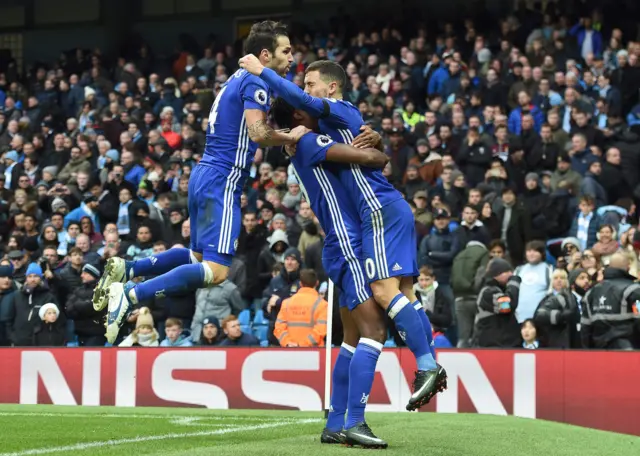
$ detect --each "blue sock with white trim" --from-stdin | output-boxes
[130,248,192,279]
[133,263,205,302]
[387,293,436,371]
[413,301,436,358]
[346,338,382,429]
[325,344,354,432]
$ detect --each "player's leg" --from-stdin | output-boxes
[344,294,388,449]
[104,166,234,343]
[400,275,435,358]
[322,305,357,444]
[364,202,445,410]
[93,167,208,311]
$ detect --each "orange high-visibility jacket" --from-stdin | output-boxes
[274,287,328,347]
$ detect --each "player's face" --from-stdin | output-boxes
[292,109,318,132]
[304,71,332,98]
[268,35,293,76]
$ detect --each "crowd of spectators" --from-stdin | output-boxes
[0,1,639,349]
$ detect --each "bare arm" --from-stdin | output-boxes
[325,143,389,169]
[245,109,298,147]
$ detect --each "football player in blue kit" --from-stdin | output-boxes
[272,99,390,448]
[239,55,447,411]
[93,21,309,343]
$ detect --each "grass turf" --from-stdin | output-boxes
[0,404,638,456]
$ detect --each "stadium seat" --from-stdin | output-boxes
[253,310,267,326]
[251,309,270,342]
[384,338,396,348]
[238,309,252,334]
[260,340,270,347]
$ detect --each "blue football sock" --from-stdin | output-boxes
[413,301,436,358]
[388,293,436,371]
[346,338,382,429]
[131,248,192,279]
[133,263,205,302]
[325,344,354,432]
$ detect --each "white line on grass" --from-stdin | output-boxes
[0,412,301,422]
[0,418,321,456]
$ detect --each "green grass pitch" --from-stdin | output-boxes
[0,404,638,455]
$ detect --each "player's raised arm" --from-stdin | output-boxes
[245,109,300,146]
[239,54,327,117]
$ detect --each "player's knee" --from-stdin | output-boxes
[342,329,360,349]
[370,281,398,309]
[360,324,386,345]
[190,250,203,263]
[202,261,228,287]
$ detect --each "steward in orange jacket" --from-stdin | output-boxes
[274,269,328,347]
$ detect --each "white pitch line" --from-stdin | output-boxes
[0,412,301,422]
[0,418,321,456]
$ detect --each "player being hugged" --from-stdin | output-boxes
[94,21,308,343]
[240,54,447,412]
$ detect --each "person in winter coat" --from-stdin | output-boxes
[419,208,459,294]
[236,211,267,304]
[262,248,302,345]
[11,263,60,346]
[591,224,619,266]
[521,174,550,241]
[53,247,84,304]
[451,240,490,348]
[160,318,193,347]
[579,161,607,208]
[218,314,260,346]
[474,258,522,348]
[413,266,453,335]
[0,265,17,346]
[514,241,554,322]
[550,153,582,194]
[192,280,245,336]
[493,186,532,265]
[193,315,222,346]
[57,147,91,185]
[457,127,492,187]
[256,229,289,298]
[533,268,585,348]
[64,264,106,346]
[581,253,640,349]
[568,195,602,251]
[456,204,491,249]
[33,303,65,347]
[119,307,160,347]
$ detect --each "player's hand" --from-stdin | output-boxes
[238,54,265,76]
[289,125,311,143]
[284,143,297,157]
[352,125,381,149]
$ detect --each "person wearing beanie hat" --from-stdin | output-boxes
[51,197,68,214]
[34,302,65,347]
[195,316,222,346]
[525,172,538,183]
[533,266,586,349]
[119,307,159,347]
[474,258,522,347]
[282,174,302,211]
[65,263,107,347]
[514,240,555,322]
[3,150,19,190]
[271,212,288,231]
[12,262,59,345]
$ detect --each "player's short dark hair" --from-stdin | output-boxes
[244,21,288,57]
[305,60,347,90]
[271,97,295,130]
[299,269,318,288]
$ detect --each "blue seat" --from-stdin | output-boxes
[253,325,270,342]
[384,338,396,348]
[238,309,251,326]
[260,340,270,347]
[253,310,267,325]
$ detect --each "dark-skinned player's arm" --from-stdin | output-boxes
[292,132,388,169]
[325,142,388,168]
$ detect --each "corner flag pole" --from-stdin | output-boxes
[323,279,335,417]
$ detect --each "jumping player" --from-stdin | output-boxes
[272,99,390,448]
[239,55,446,411]
[93,21,305,343]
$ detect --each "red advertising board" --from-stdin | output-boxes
[0,348,638,436]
